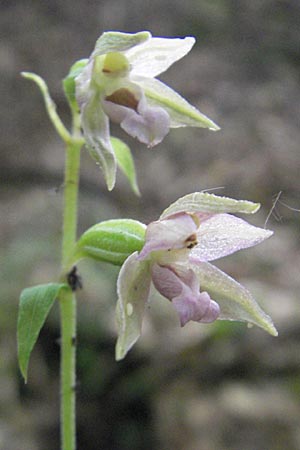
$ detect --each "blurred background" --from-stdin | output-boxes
[1,0,300,449]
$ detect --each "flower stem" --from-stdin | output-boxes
[59,115,82,450]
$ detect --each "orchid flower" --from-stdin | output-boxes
[116,193,277,360]
[75,31,219,190]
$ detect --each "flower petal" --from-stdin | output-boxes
[160,192,261,219]
[80,91,116,190]
[92,31,151,58]
[135,77,220,130]
[115,252,152,361]
[192,262,278,336]
[190,213,273,262]
[126,36,195,78]
[138,213,198,260]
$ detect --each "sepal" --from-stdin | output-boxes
[139,77,220,130]
[63,59,89,112]
[160,192,261,219]
[116,252,151,360]
[192,262,278,336]
[92,31,151,57]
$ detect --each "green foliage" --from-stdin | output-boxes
[111,137,140,196]
[17,283,67,381]
[74,219,146,266]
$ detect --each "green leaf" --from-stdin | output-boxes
[92,31,150,57]
[160,192,260,219]
[17,283,67,381]
[63,59,89,112]
[74,219,146,266]
[111,137,140,196]
[193,262,278,336]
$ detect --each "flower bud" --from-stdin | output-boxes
[74,219,146,266]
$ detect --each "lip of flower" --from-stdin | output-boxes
[151,262,220,326]
[101,85,171,148]
[75,31,220,190]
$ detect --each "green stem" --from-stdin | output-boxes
[62,141,81,271]
[59,114,82,450]
[59,289,77,450]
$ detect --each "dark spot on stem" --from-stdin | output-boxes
[67,266,83,292]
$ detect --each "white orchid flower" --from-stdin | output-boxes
[75,31,219,190]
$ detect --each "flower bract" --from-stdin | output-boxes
[115,192,277,360]
[75,31,220,190]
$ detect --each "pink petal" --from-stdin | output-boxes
[172,291,211,326]
[198,299,220,323]
[138,213,198,260]
[190,213,273,262]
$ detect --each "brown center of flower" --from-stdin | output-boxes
[185,233,198,249]
[105,88,139,111]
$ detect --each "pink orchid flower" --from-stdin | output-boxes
[116,193,277,360]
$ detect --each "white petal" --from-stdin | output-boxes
[192,262,278,336]
[190,214,273,262]
[115,253,151,361]
[136,77,220,130]
[126,36,195,78]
